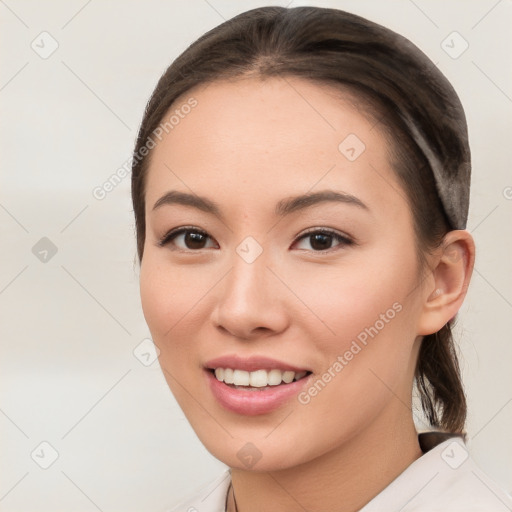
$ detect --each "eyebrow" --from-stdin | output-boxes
[152,189,369,219]
[276,190,368,216]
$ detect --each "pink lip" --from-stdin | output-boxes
[204,354,311,373]
[205,369,311,416]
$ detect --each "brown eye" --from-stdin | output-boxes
[184,231,208,249]
[294,229,353,252]
[309,233,333,251]
[158,228,217,250]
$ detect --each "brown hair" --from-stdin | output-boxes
[131,6,470,432]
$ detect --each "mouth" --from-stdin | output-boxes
[207,367,312,390]
[204,363,313,415]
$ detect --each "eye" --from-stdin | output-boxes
[293,229,354,252]
[158,227,218,250]
[158,227,354,252]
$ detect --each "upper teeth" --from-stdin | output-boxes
[214,368,308,387]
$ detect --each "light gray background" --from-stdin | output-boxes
[1,0,511,510]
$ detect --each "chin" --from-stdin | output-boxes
[192,425,315,473]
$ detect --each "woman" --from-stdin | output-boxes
[131,6,512,511]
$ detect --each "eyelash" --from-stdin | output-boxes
[157,226,355,252]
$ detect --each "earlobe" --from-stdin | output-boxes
[417,230,475,336]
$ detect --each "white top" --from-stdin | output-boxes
[168,434,512,512]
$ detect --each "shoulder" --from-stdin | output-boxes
[166,469,231,512]
[361,434,512,512]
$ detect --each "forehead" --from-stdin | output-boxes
[158,76,378,148]
[145,76,405,217]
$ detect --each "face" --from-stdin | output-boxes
[139,77,427,471]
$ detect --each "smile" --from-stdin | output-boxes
[212,368,309,389]
[203,355,312,415]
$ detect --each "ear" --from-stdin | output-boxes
[417,230,475,336]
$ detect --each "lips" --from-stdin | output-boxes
[204,354,311,373]
[203,354,312,415]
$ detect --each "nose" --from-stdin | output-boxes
[210,250,289,340]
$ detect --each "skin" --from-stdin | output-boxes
[139,76,475,512]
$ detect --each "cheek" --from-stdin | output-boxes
[286,248,419,414]
[139,257,199,381]
[139,253,230,388]
[139,256,205,408]
[284,245,418,351]
[139,254,210,340]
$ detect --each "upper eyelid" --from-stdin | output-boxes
[297,227,352,239]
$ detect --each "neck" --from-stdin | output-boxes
[228,411,422,512]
